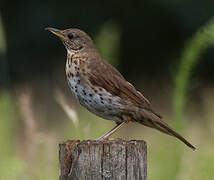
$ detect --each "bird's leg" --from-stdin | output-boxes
[97,115,132,141]
[96,122,127,141]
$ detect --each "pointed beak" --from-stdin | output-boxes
[45,27,67,40]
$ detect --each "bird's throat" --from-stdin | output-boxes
[67,49,74,57]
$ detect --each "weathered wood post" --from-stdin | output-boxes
[59,139,147,180]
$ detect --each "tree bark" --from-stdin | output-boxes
[59,139,147,180]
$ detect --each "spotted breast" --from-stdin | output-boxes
[66,53,125,123]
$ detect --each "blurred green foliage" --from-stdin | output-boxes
[0,14,26,179]
[94,21,121,67]
[0,92,26,179]
[0,10,214,180]
[173,19,214,127]
[0,15,6,53]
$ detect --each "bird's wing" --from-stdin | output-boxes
[88,58,161,118]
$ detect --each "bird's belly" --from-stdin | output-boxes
[68,77,124,123]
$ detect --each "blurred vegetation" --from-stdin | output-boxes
[150,19,214,180]
[0,13,10,88]
[0,1,214,180]
[94,21,121,67]
[174,19,214,126]
[0,93,26,179]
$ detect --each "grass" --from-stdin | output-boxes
[149,19,214,180]
[173,19,214,126]
[0,92,26,179]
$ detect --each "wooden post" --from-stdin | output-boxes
[59,139,147,180]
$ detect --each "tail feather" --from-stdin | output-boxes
[154,119,196,150]
[138,109,196,151]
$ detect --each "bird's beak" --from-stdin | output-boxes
[45,27,67,40]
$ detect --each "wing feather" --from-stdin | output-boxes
[88,58,161,118]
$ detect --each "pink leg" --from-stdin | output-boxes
[97,121,128,141]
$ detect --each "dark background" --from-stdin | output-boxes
[1,0,214,86]
[0,1,214,179]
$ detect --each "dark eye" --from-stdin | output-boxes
[67,33,74,39]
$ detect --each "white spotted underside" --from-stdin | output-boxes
[66,56,125,123]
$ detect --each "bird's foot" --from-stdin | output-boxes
[96,121,128,141]
[96,137,109,141]
[96,136,124,142]
[96,137,118,141]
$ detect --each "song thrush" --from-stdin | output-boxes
[46,27,196,150]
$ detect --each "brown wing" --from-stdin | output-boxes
[88,58,161,118]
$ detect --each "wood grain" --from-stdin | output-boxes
[59,139,147,180]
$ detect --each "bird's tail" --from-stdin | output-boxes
[137,109,196,151]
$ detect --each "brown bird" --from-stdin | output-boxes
[46,27,196,150]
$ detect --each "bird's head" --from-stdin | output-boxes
[46,27,95,55]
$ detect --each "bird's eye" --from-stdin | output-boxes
[67,33,74,39]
